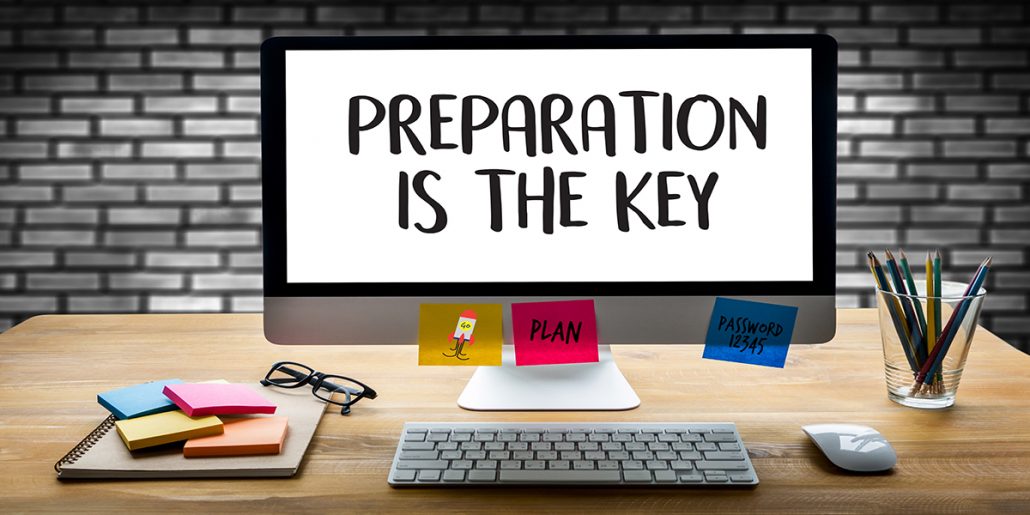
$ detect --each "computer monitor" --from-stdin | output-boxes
[261,35,837,410]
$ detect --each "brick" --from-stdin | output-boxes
[64,251,136,268]
[146,185,220,203]
[193,272,262,290]
[57,141,132,159]
[837,50,862,68]
[189,207,261,225]
[837,228,898,246]
[233,7,306,23]
[953,249,1024,267]
[0,141,47,158]
[617,5,691,22]
[16,119,91,137]
[903,117,976,135]
[25,207,98,225]
[316,6,385,23]
[103,163,177,181]
[144,96,218,113]
[0,7,55,23]
[658,26,733,36]
[870,49,945,68]
[223,141,261,158]
[107,73,184,91]
[993,73,1030,90]
[183,118,257,136]
[148,6,222,22]
[788,5,859,21]
[20,229,95,246]
[988,164,1030,179]
[105,28,178,47]
[99,118,174,136]
[838,205,902,223]
[103,230,176,247]
[269,28,346,38]
[232,51,260,69]
[0,186,53,203]
[986,118,1030,135]
[838,117,894,136]
[22,29,96,47]
[837,272,873,289]
[61,97,133,114]
[68,295,141,313]
[109,273,184,291]
[65,6,138,22]
[949,4,1023,21]
[69,51,142,69]
[943,140,1017,158]
[186,229,259,247]
[911,205,986,223]
[839,73,903,90]
[945,95,1020,112]
[63,185,138,203]
[912,72,981,91]
[0,296,57,313]
[870,5,938,22]
[152,51,225,69]
[947,184,1022,201]
[108,207,181,225]
[192,74,259,91]
[0,52,59,69]
[188,28,262,46]
[859,140,934,158]
[535,5,609,22]
[149,295,222,312]
[702,5,775,21]
[26,272,99,291]
[396,5,470,23]
[908,163,979,180]
[995,206,1030,224]
[955,51,1026,68]
[23,74,98,91]
[828,28,898,45]
[231,296,263,312]
[229,251,262,268]
[837,184,859,201]
[909,28,982,45]
[867,183,939,201]
[990,229,1030,245]
[230,184,261,202]
[0,251,55,267]
[0,96,50,114]
[146,251,221,269]
[905,228,980,246]
[837,162,898,179]
[18,164,92,181]
[185,162,259,180]
[142,141,216,159]
[990,27,1030,45]
[838,95,857,113]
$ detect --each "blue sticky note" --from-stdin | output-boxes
[97,379,183,420]
[702,298,798,368]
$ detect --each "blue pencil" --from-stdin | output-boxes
[868,252,918,372]
[885,249,924,367]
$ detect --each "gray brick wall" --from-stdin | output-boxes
[1,1,1028,351]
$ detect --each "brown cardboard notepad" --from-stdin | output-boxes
[55,384,326,479]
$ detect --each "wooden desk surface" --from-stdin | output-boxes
[1,309,1029,513]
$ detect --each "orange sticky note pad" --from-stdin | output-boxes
[183,416,289,458]
[163,383,277,416]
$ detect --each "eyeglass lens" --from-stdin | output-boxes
[266,362,315,387]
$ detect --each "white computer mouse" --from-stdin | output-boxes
[802,424,897,472]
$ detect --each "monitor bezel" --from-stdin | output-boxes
[261,34,836,297]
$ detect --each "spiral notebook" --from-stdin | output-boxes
[55,384,326,479]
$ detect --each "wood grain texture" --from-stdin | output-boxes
[1,310,1028,513]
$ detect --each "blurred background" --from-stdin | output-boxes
[0,0,1027,352]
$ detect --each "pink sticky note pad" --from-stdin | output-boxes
[512,300,599,366]
[163,383,277,417]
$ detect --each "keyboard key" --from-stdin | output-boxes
[656,451,678,460]
[497,433,518,442]
[704,433,738,442]
[584,451,605,460]
[658,434,680,442]
[648,442,670,451]
[392,469,416,482]
[645,461,668,470]
[555,442,576,451]
[704,472,729,483]
[501,470,621,482]
[488,451,510,460]
[401,442,435,451]
[543,433,563,442]
[475,460,497,469]
[418,470,441,482]
[671,461,693,470]
[524,460,546,470]
[654,470,677,483]
[439,451,462,460]
[438,442,459,451]
[601,442,623,451]
[536,451,558,460]
[484,442,504,451]
[549,460,570,470]
[567,433,587,442]
[460,442,481,451]
[561,451,582,460]
[608,451,630,460]
[451,433,472,442]
[597,461,619,470]
[396,460,448,470]
[672,442,694,451]
[531,442,552,451]
[465,450,486,460]
[681,434,703,443]
[452,460,473,470]
[623,470,652,482]
[696,461,750,471]
[679,451,702,460]
[589,433,610,442]
[634,433,655,442]
[468,470,496,482]
[404,433,427,442]
[427,433,448,442]
[679,472,704,483]
[573,460,595,470]
[519,433,541,442]
[622,460,643,470]
[578,442,599,451]
[453,428,474,434]
[704,451,745,461]
[508,442,529,451]
[442,470,465,482]
[625,442,646,451]
[407,428,428,433]
[696,442,718,452]
[631,451,654,460]
[719,442,741,451]
[474,433,495,442]
[612,434,634,442]
[729,473,756,483]
[513,451,533,460]
[500,460,521,470]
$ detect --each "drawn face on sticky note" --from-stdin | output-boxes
[512,300,599,366]
[419,304,502,366]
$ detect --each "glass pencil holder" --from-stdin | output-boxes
[876,281,986,409]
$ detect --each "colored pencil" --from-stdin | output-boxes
[925,251,937,386]
[868,252,918,372]
[885,250,924,367]
[899,249,928,352]
[914,257,991,389]
[932,249,943,385]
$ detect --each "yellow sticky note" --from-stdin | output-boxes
[418,304,502,366]
[114,410,223,451]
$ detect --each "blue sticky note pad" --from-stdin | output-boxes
[97,379,183,420]
[702,298,798,368]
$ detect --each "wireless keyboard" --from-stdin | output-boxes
[387,422,758,487]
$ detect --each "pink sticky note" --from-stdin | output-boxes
[512,300,599,366]
[163,383,277,417]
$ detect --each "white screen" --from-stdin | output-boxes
[285,48,813,283]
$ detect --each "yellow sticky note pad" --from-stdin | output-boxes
[114,410,223,451]
[419,304,502,366]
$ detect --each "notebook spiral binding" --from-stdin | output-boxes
[54,415,116,474]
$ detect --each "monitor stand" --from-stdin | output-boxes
[457,345,640,411]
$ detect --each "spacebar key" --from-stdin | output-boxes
[500,470,622,483]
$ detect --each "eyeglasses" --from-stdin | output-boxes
[260,361,377,415]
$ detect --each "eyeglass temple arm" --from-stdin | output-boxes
[276,366,363,396]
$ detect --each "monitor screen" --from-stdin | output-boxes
[283,47,813,285]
